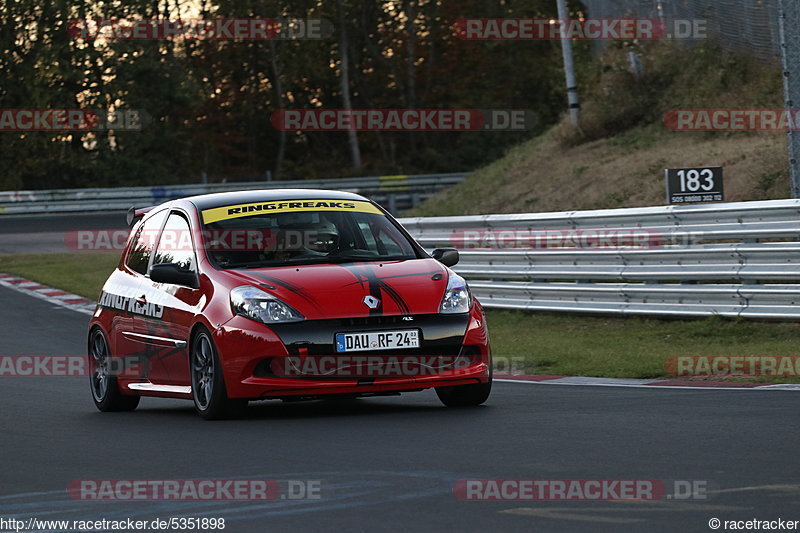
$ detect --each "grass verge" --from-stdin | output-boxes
[0,252,119,300]
[487,310,800,382]
[1,253,799,382]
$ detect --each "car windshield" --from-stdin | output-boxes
[200,200,419,268]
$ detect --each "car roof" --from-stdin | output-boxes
[184,188,372,211]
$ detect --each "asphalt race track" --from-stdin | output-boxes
[1,283,799,533]
[0,213,125,254]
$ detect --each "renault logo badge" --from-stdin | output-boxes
[363,295,380,309]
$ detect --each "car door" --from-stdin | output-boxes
[137,210,201,386]
[104,272,144,378]
[116,209,171,383]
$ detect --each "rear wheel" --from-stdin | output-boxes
[89,328,140,412]
[435,369,492,407]
[191,328,247,420]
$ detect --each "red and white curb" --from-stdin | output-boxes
[0,273,95,316]
[495,374,800,390]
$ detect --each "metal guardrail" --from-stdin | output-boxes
[0,173,467,216]
[5,180,799,318]
[399,199,800,319]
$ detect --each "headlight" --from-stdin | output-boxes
[439,273,472,314]
[230,285,304,324]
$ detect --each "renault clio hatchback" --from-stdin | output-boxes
[88,190,491,419]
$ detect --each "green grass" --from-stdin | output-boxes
[487,310,800,381]
[2,252,798,382]
[0,252,119,300]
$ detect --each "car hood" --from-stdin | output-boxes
[223,258,450,320]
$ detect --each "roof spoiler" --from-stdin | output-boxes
[126,206,154,226]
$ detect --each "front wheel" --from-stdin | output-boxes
[435,371,492,407]
[191,328,247,420]
[89,328,140,412]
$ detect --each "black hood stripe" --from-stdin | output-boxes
[244,272,324,314]
[345,264,383,316]
[340,264,411,315]
[242,264,421,316]
[376,280,411,315]
[340,269,442,287]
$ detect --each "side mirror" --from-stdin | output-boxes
[432,248,459,267]
[149,263,199,289]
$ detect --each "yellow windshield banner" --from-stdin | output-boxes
[201,199,383,224]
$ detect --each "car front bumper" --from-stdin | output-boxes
[214,303,491,400]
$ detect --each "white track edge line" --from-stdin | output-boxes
[495,378,800,391]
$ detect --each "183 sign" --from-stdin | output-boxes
[665,167,723,204]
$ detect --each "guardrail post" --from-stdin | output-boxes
[556,0,581,126]
[779,0,800,198]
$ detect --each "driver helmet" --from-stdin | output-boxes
[305,221,339,253]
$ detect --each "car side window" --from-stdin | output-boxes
[354,216,409,256]
[153,212,196,272]
[374,226,405,256]
[357,221,378,249]
[125,210,168,275]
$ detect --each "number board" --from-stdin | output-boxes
[665,167,723,204]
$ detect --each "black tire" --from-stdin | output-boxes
[89,328,140,412]
[190,328,247,420]
[435,370,492,407]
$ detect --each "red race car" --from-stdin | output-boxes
[88,190,491,419]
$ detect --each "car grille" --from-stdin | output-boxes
[254,313,473,378]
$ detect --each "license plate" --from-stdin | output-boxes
[335,330,420,352]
